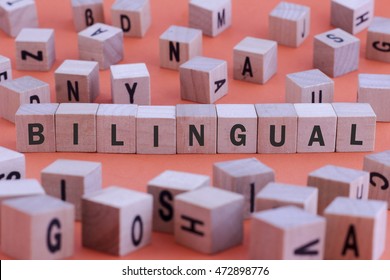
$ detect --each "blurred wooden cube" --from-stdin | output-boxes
[82,186,152,256]
[269,1,310,47]
[366,17,390,63]
[308,165,370,214]
[233,37,277,84]
[1,195,74,259]
[174,186,244,254]
[0,146,25,181]
[324,197,387,259]
[0,55,12,83]
[250,206,326,260]
[71,0,104,32]
[313,28,360,77]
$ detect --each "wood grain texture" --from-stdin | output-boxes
[366,17,390,63]
[71,0,104,32]
[250,206,326,260]
[78,23,124,70]
[0,146,25,181]
[174,186,244,254]
[307,165,370,215]
[1,195,74,259]
[0,55,12,83]
[324,197,387,259]
[82,186,152,256]
[147,170,209,233]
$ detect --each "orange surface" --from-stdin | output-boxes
[0,0,389,260]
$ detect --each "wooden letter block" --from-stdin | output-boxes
[15,28,55,71]
[308,165,370,214]
[174,186,244,254]
[1,195,74,259]
[213,157,275,218]
[147,170,210,233]
[111,0,151,37]
[0,76,50,123]
[159,25,202,70]
[55,103,99,152]
[110,63,150,105]
[233,37,277,84]
[358,74,390,122]
[71,0,104,32]
[324,197,387,259]
[250,206,326,260]
[313,28,360,77]
[216,104,257,153]
[0,55,12,83]
[15,103,59,153]
[0,146,25,181]
[294,103,337,153]
[189,0,231,37]
[54,60,99,103]
[269,1,310,48]
[331,0,374,34]
[41,159,102,221]
[136,106,176,154]
[255,103,298,154]
[332,103,376,152]
[96,104,137,154]
[286,69,334,103]
[0,0,38,37]
[180,56,228,104]
[176,104,217,154]
[366,17,390,63]
[363,150,390,209]
[82,186,152,256]
[255,182,318,214]
[78,23,124,70]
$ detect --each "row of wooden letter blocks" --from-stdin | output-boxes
[13,102,376,154]
[0,152,388,259]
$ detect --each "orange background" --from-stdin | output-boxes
[0,0,389,260]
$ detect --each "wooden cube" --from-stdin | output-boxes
[0,76,50,123]
[15,103,59,153]
[55,103,99,152]
[1,195,74,259]
[216,104,258,153]
[213,157,275,218]
[332,103,376,152]
[0,55,12,83]
[331,0,374,34]
[363,150,390,209]
[41,159,102,221]
[136,106,176,154]
[174,186,244,254]
[0,0,38,37]
[250,206,326,260]
[96,104,137,153]
[159,25,202,70]
[111,0,151,37]
[82,186,152,256]
[110,63,150,105]
[180,56,228,104]
[294,103,337,153]
[147,170,210,233]
[0,146,25,181]
[366,17,390,63]
[324,197,387,259]
[71,0,104,32]
[176,104,217,154]
[233,37,277,84]
[189,0,231,37]
[78,23,124,70]
[255,103,298,154]
[255,182,318,214]
[15,28,55,71]
[308,165,370,215]
[313,28,360,77]
[286,69,334,103]
[358,74,390,122]
[54,60,99,103]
